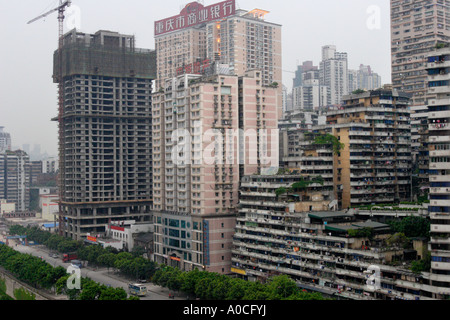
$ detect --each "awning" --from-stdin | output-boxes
[42,222,59,228]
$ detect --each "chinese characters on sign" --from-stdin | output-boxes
[155,0,236,36]
[176,59,211,76]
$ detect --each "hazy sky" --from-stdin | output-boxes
[0,0,391,156]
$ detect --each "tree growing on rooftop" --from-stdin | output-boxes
[313,133,345,155]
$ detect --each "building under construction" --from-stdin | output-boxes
[53,29,156,240]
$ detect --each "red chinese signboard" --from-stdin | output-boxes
[176,58,211,76]
[87,236,97,242]
[155,0,236,36]
[110,225,125,232]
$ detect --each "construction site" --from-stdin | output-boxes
[51,29,156,240]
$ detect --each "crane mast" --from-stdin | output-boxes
[28,1,72,236]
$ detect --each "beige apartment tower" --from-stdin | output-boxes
[326,87,412,209]
[151,70,278,273]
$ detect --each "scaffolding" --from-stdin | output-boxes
[53,42,156,81]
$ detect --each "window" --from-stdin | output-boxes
[221,86,231,95]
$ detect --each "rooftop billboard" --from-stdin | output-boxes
[154,0,236,36]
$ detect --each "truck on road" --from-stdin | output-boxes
[62,252,78,262]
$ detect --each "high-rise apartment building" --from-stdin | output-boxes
[151,70,278,273]
[348,69,359,94]
[325,86,412,209]
[53,29,156,240]
[30,161,43,185]
[42,157,59,174]
[0,127,11,154]
[426,48,450,296]
[349,65,382,93]
[357,64,382,91]
[281,130,335,192]
[291,63,327,111]
[155,25,207,88]
[292,78,328,111]
[319,45,348,105]
[390,0,450,106]
[292,61,317,88]
[154,0,283,115]
[207,8,282,112]
[0,150,30,212]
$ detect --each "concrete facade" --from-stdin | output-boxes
[0,150,30,212]
[53,30,156,240]
[390,0,450,106]
[426,48,450,295]
[326,87,412,209]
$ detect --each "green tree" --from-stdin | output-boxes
[45,234,65,251]
[131,246,146,258]
[386,232,410,248]
[411,251,432,274]
[209,276,229,300]
[166,268,183,293]
[99,286,128,300]
[97,253,117,272]
[78,280,103,300]
[57,239,80,254]
[275,187,287,197]
[266,275,298,300]
[387,216,430,239]
[242,281,269,300]
[225,278,247,300]
[194,277,211,300]
[313,133,345,155]
[180,268,202,296]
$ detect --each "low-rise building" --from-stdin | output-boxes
[105,221,153,252]
[0,200,15,216]
[39,194,59,222]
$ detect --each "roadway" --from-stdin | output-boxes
[5,239,186,301]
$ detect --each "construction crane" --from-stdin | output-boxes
[28,0,72,236]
